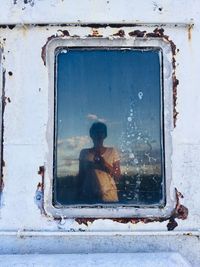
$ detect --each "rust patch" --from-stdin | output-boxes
[75,187,188,230]
[0,177,4,192]
[113,30,125,37]
[88,29,103,38]
[75,218,96,226]
[58,30,70,37]
[38,165,45,188]
[24,0,34,6]
[8,25,15,30]
[128,27,179,127]
[0,25,15,30]
[129,30,146,37]
[167,218,178,231]
[167,188,188,230]
[41,34,57,66]
[35,166,46,215]
[41,31,70,66]
[3,96,11,105]
[80,23,140,28]
[188,24,194,41]
[0,70,6,198]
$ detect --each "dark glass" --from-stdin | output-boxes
[54,48,164,206]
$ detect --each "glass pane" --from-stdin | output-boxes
[54,48,164,206]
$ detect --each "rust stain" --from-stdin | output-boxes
[167,188,188,230]
[128,27,179,127]
[80,23,140,28]
[167,218,178,231]
[113,30,125,37]
[41,34,57,66]
[3,96,11,105]
[188,24,194,41]
[75,218,96,226]
[0,25,15,30]
[42,26,179,126]
[75,187,188,230]
[8,25,15,30]
[41,31,70,66]
[58,30,70,37]
[37,166,45,195]
[129,30,146,37]
[88,29,103,37]
[36,166,47,215]
[0,70,6,196]
[0,177,4,192]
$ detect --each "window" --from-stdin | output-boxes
[0,51,3,208]
[45,37,174,218]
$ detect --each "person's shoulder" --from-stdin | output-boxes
[79,148,90,159]
[107,147,120,161]
[106,147,118,153]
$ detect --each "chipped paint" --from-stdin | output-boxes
[129,27,179,127]
[113,29,125,37]
[0,2,199,262]
[75,187,188,230]
[188,23,194,41]
[35,166,46,215]
[88,28,103,37]
[41,34,57,66]
[42,26,179,126]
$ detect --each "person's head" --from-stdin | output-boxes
[89,122,107,146]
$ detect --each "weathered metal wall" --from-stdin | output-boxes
[0,1,199,266]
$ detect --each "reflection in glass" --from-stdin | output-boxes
[54,48,164,206]
[78,122,121,203]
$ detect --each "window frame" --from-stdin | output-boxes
[45,37,174,218]
[0,49,3,208]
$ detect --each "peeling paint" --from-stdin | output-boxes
[188,24,194,41]
[88,28,103,37]
[42,27,179,127]
[129,30,146,37]
[113,29,125,37]
[75,187,188,230]
[128,27,179,127]
[0,1,197,264]
[41,34,57,66]
[58,29,70,37]
[24,0,35,7]
[0,69,6,204]
[35,166,46,214]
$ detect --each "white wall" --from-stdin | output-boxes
[0,1,199,266]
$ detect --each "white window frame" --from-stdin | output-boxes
[44,37,174,218]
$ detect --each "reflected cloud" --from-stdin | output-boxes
[58,136,90,151]
[66,136,90,150]
[86,113,106,123]
[57,135,91,177]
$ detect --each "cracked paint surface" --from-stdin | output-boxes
[0,1,199,265]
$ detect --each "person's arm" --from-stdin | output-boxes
[96,156,121,180]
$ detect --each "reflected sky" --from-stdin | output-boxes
[56,49,162,177]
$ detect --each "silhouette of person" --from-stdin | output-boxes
[78,122,121,203]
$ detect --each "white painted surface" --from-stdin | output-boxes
[0,1,196,24]
[0,253,191,267]
[0,1,199,266]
